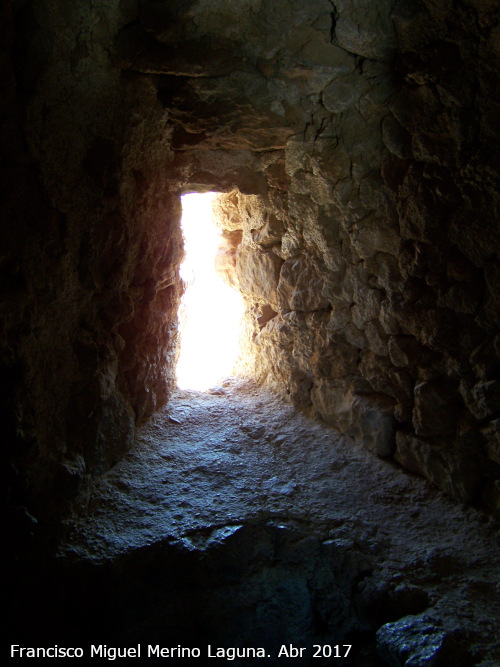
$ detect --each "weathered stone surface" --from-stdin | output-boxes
[359,353,414,415]
[469,337,500,381]
[351,217,401,259]
[256,304,278,329]
[382,114,412,159]
[214,230,243,290]
[389,335,422,368]
[213,191,260,232]
[251,215,285,248]
[311,332,359,379]
[333,0,397,61]
[365,320,390,357]
[395,432,481,502]
[364,253,403,295]
[460,379,500,421]
[344,322,368,349]
[236,247,283,310]
[352,287,384,324]
[322,73,367,113]
[312,379,396,457]
[413,380,461,437]
[356,393,397,457]
[277,258,329,313]
[376,614,456,667]
[355,577,429,627]
[379,298,400,335]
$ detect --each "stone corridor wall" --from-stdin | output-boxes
[1,0,186,528]
[212,0,500,509]
[1,0,499,538]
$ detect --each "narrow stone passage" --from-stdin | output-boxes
[4,2,499,663]
[58,379,500,666]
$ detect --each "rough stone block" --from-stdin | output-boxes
[343,322,367,349]
[358,352,413,406]
[353,286,384,322]
[334,0,397,60]
[351,304,365,330]
[379,298,400,335]
[277,258,329,313]
[394,431,425,476]
[311,379,396,457]
[395,432,481,503]
[236,246,283,309]
[376,614,455,667]
[471,380,500,421]
[468,338,500,381]
[326,296,352,331]
[382,113,412,159]
[388,335,422,368]
[365,319,389,357]
[251,215,284,247]
[215,230,242,290]
[356,392,396,456]
[312,332,358,379]
[413,380,460,437]
[351,217,401,259]
[364,253,403,294]
[322,73,367,113]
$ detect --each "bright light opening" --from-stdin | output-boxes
[176,192,245,391]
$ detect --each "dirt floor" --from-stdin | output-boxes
[60,377,500,666]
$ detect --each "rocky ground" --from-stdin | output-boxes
[58,377,499,666]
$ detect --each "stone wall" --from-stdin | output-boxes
[1,0,186,530]
[2,0,499,541]
[212,0,500,510]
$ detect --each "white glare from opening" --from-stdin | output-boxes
[176,192,244,391]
